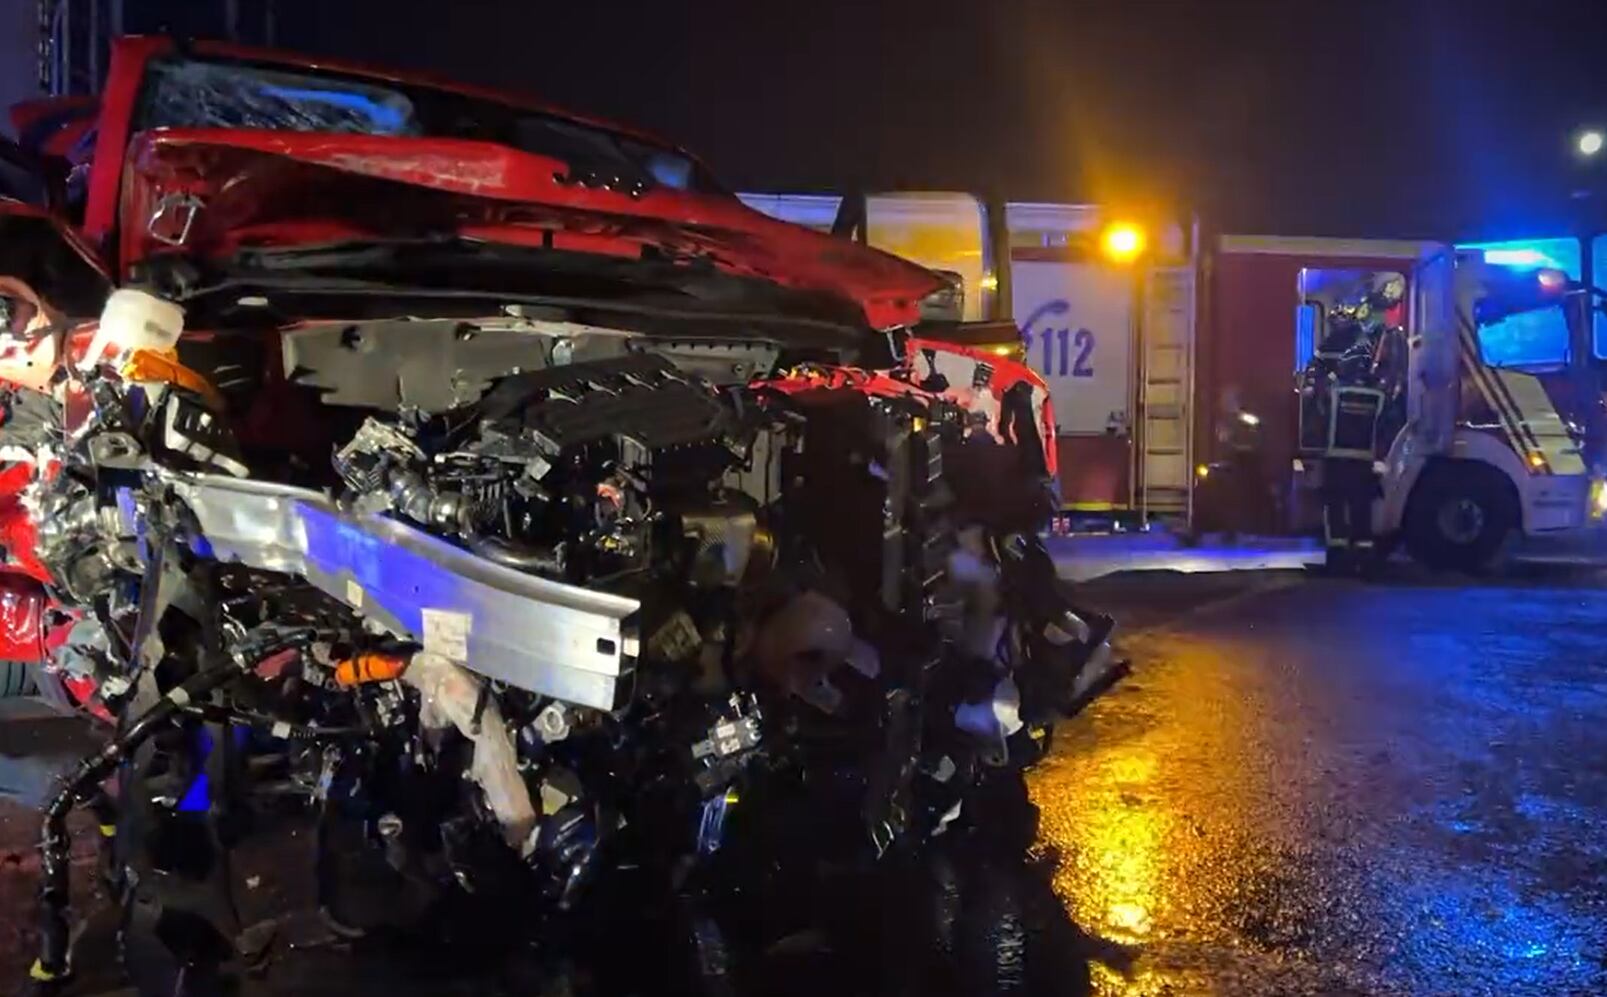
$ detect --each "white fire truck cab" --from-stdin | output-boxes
[1306,245,1605,570]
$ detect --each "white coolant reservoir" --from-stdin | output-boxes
[78,289,185,370]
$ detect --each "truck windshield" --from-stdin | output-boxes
[1477,303,1570,369]
[133,56,718,194]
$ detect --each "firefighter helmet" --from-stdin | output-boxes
[1369,273,1406,309]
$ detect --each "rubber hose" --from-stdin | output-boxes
[31,620,319,987]
[465,532,564,575]
[183,703,366,741]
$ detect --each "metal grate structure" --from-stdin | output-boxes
[37,0,279,97]
[37,0,118,96]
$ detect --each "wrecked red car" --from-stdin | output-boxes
[1,37,1116,994]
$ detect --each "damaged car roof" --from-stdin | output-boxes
[36,37,945,330]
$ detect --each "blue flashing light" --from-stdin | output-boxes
[1459,238,1581,278]
[1483,248,1555,268]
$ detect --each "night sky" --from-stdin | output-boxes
[246,0,1607,240]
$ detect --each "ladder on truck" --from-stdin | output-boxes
[1137,266,1195,523]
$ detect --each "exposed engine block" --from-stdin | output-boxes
[8,297,1122,991]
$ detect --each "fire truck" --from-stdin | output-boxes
[741,197,1607,568]
[737,191,1200,528]
[1207,234,1605,569]
[1335,244,1602,569]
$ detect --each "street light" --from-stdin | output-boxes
[1578,129,1604,157]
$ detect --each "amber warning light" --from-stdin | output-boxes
[1100,222,1147,264]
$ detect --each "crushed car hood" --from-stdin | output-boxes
[119,130,944,329]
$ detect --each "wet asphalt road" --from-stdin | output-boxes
[1037,568,1607,996]
[4,567,1607,995]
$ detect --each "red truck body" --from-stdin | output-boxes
[1195,236,1431,530]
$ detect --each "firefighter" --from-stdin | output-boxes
[1319,389,1383,572]
[1315,275,1400,573]
[1215,385,1269,539]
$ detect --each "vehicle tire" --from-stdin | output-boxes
[0,660,39,698]
[1404,462,1518,573]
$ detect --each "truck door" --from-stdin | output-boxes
[1007,207,1136,512]
[1407,248,1458,456]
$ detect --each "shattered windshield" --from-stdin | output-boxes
[134,56,719,194]
[139,59,417,136]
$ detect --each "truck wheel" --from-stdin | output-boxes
[0,661,39,698]
[1404,463,1518,573]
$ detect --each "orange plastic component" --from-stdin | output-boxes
[120,348,225,410]
[333,653,408,687]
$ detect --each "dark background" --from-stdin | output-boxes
[129,0,1607,239]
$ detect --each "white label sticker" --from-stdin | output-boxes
[345,578,364,608]
[420,608,472,661]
